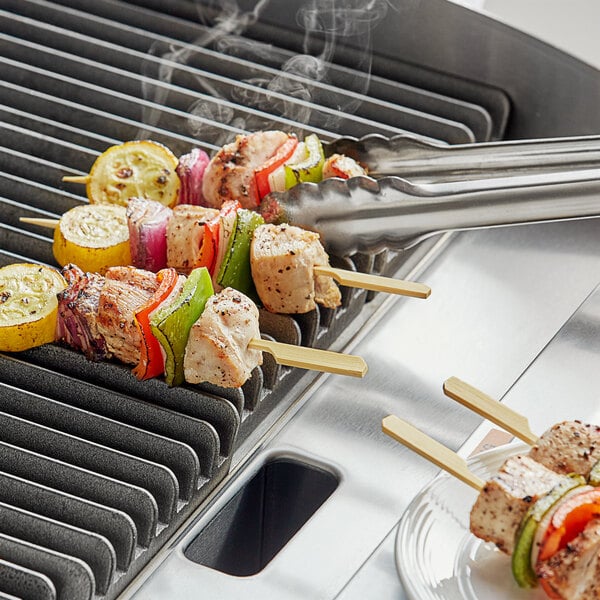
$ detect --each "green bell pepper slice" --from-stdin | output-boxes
[150,266,214,386]
[216,209,264,298]
[511,474,585,588]
[283,134,324,188]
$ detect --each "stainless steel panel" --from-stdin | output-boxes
[125,217,600,599]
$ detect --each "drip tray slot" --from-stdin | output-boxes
[184,458,338,576]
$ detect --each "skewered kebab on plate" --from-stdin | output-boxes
[443,377,600,481]
[383,380,600,599]
[0,262,367,387]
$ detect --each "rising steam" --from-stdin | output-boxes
[140,0,394,142]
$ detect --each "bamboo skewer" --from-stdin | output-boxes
[62,175,91,184]
[382,414,484,490]
[314,265,431,299]
[19,217,59,229]
[442,376,539,446]
[249,338,367,378]
[19,218,431,299]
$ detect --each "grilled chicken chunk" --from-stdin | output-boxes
[202,130,290,209]
[322,153,367,179]
[470,455,566,554]
[97,267,158,365]
[166,205,219,273]
[184,287,262,387]
[104,265,159,293]
[56,264,108,360]
[536,518,600,600]
[250,223,341,314]
[529,421,600,478]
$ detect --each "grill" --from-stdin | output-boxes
[1,1,600,599]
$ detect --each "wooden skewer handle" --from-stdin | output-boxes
[62,175,91,184]
[249,338,368,378]
[443,376,538,446]
[314,265,431,299]
[19,217,59,229]
[382,414,484,491]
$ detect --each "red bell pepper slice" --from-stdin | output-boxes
[254,136,298,200]
[197,217,218,273]
[133,267,180,380]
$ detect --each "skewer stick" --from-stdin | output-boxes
[62,175,91,184]
[443,376,538,446]
[19,217,59,229]
[17,218,431,300]
[382,414,484,490]
[314,265,431,299]
[249,338,367,378]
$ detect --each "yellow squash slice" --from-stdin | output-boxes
[53,204,131,274]
[0,263,66,352]
[86,140,180,207]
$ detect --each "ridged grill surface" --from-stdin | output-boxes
[0,1,506,598]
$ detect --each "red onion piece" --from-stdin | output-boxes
[56,264,108,361]
[177,148,210,205]
[126,198,172,272]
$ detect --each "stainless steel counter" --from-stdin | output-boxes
[123,215,600,599]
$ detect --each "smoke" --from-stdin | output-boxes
[140,0,394,140]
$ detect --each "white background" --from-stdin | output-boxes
[455,0,600,69]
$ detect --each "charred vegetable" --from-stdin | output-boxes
[86,140,180,207]
[127,198,172,272]
[133,268,181,380]
[0,263,66,352]
[53,204,131,274]
[176,147,211,205]
[150,267,214,386]
[216,209,265,298]
[512,475,586,588]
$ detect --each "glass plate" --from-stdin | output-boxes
[395,443,548,600]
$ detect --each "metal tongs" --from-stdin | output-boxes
[260,134,600,256]
[324,133,600,181]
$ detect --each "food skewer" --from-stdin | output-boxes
[443,376,538,445]
[19,215,431,300]
[62,175,90,184]
[248,338,366,377]
[58,134,600,259]
[442,376,600,483]
[314,265,430,299]
[382,413,600,599]
[20,217,62,229]
[382,414,484,490]
[0,262,367,383]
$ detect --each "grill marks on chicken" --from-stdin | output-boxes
[97,267,158,365]
[530,421,600,478]
[470,455,566,555]
[202,130,290,209]
[250,223,341,314]
[56,264,108,360]
[184,287,262,388]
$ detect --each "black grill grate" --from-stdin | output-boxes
[0,1,507,598]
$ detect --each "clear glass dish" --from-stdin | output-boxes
[395,442,548,600]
